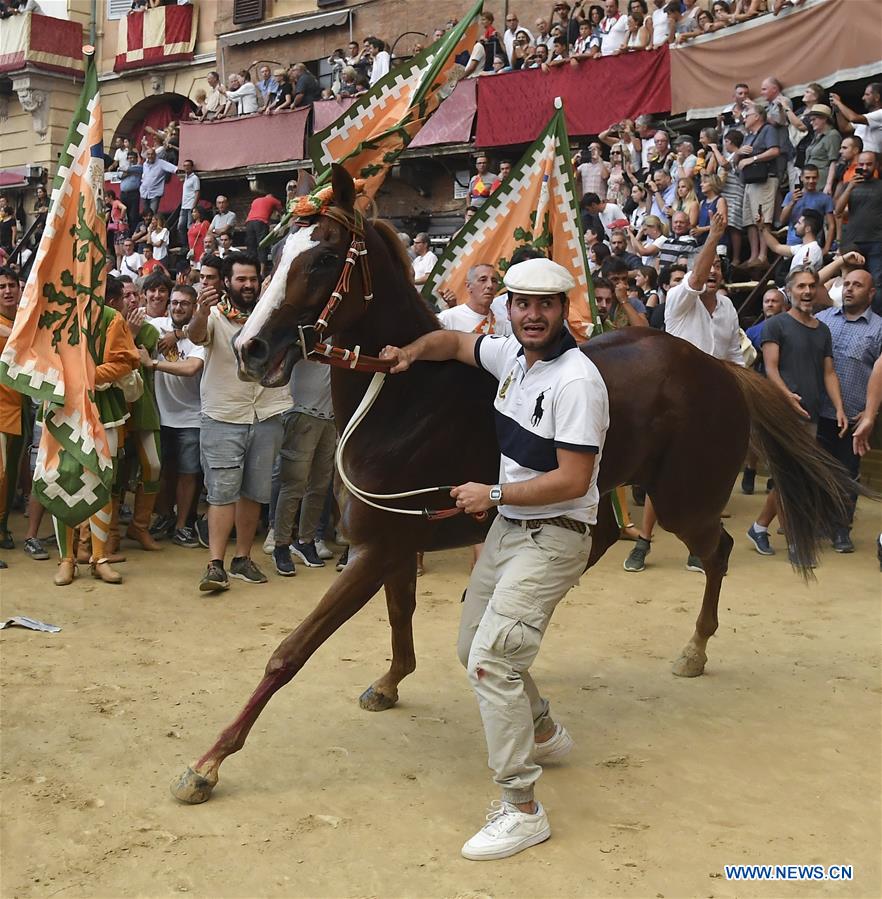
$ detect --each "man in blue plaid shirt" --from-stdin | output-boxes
[816,267,882,553]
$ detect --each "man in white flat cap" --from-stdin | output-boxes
[381,257,609,861]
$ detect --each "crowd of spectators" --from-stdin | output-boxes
[1,3,880,577]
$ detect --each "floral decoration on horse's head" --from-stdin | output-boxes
[289,179,367,218]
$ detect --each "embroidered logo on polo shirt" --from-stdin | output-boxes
[531,389,548,427]
[498,370,514,400]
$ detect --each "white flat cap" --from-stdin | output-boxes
[503,258,576,296]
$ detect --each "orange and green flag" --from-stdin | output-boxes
[0,51,113,525]
[422,99,602,341]
[310,0,483,199]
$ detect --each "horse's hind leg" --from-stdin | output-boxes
[171,544,387,804]
[359,552,418,711]
[672,525,733,677]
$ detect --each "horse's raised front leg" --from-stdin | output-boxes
[672,525,733,677]
[171,544,386,804]
[359,552,418,711]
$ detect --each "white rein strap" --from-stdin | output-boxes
[335,373,452,517]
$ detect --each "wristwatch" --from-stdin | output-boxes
[489,484,503,505]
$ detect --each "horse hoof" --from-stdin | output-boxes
[672,646,707,677]
[170,766,217,804]
[358,685,398,712]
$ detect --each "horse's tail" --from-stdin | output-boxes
[727,363,876,579]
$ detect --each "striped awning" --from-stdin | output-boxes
[219,9,350,47]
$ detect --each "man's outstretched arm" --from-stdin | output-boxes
[381,330,481,373]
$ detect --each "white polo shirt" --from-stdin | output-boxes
[664,274,744,364]
[476,331,609,524]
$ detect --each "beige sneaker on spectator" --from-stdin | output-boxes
[315,539,334,560]
[262,528,275,555]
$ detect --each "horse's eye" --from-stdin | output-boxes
[313,252,337,270]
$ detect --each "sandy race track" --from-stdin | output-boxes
[1,493,880,899]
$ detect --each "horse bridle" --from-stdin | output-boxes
[290,205,484,523]
[293,207,392,374]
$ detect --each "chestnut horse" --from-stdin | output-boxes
[171,165,856,804]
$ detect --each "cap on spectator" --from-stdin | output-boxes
[554,1,571,8]
[504,258,575,296]
[807,103,834,121]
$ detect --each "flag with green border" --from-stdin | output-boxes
[0,52,113,526]
[422,99,605,341]
[309,0,483,199]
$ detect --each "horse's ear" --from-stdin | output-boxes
[331,163,356,213]
[295,170,315,197]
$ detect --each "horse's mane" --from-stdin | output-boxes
[371,217,419,279]
[368,216,441,331]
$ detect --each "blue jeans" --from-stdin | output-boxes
[178,207,193,251]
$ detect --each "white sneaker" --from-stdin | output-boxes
[461,800,551,861]
[314,539,334,560]
[262,528,275,555]
[533,723,574,765]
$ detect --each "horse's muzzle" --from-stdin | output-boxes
[236,335,270,382]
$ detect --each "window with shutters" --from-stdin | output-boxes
[233,0,265,24]
[107,0,132,21]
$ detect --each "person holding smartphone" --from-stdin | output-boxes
[836,151,882,314]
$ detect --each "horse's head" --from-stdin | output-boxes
[235,164,369,387]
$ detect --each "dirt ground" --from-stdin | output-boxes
[1,492,880,899]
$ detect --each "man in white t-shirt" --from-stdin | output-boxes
[582,193,628,235]
[625,211,741,576]
[112,137,131,172]
[650,0,670,46]
[220,72,260,117]
[367,37,391,86]
[757,209,824,273]
[209,195,237,237]
[462,40,486,78]
[411,232,438,286]
[664,213,743,362]
[831,85,882,156]
[438,264,510,335]
[669,139,698,181]
[502,12,532,62]
[599,0,629,56]
[178,159,200,247]
[141,284,205,547]
[119,238,143,279]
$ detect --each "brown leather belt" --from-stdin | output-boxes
[501,514,588,535]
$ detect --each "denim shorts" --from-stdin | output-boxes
[161,425,202,475]
[199,414,283,506]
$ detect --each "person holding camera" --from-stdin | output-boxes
[780,164,834,254]
[836,151,882,314]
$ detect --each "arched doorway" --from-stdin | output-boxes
[111,92,194,215]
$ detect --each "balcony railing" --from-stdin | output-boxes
[177,0,875,173]
[0,12,83,78]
